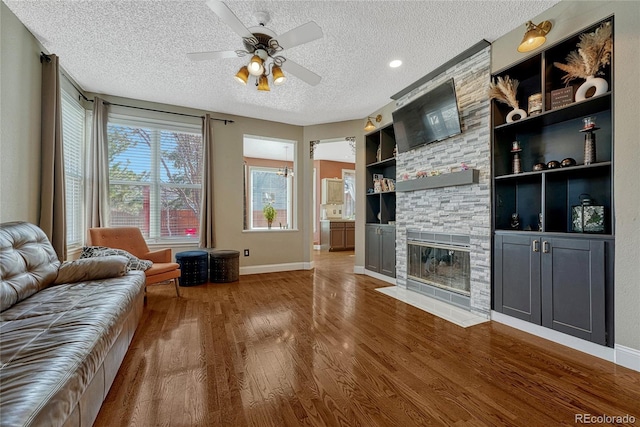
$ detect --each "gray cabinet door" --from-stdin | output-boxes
[365,225,380,272]
[380,226,396,277]
[494,234,541,324]
[541,238,606,345]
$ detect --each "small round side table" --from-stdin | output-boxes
[175,250,208,286]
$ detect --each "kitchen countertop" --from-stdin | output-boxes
[320,219,355,222]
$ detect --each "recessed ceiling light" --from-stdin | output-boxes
[389,60,402,68]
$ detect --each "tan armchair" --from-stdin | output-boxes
[89,227,181,297]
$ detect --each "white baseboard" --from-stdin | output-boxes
[615,344,640,372]
[313,245,321,250]
[364,269,397,285]
[240,262,312,275]
[354,265,365,275]
[491,311,615,363]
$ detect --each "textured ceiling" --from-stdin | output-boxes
[4,0,560,126]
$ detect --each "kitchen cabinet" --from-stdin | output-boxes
[321,178,343,205]
[321,221,355,251]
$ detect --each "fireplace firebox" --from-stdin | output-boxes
[406,231,471,309]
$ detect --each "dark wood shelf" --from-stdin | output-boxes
[494,93,611,132]
[495,161,611,180]
[366,157,396,168]
[367,190,395,196]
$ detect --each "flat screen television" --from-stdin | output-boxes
[392,78,462,153]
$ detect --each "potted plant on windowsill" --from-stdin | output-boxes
[263,204,277,229]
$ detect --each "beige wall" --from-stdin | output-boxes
[491,1,640,351]
[0,3,42,224]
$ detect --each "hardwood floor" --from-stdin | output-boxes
[96,251,640,426]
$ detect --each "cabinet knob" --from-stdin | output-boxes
[533,240,539,252]
[543,241,550,253]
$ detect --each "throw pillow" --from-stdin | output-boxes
[80,246,153,272]
[54,255,128,285]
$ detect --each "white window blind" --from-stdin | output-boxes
[249,167,293,229]
[107,115,202,242]
[61,90,85,247]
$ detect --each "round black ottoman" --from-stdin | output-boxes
[209,250,239,283]
[175,250,208,286]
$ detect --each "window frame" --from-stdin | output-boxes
[242,136,298,232]
[107,113,203,243]
[248,165,294,230]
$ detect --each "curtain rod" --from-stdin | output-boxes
[102,102,234,124]
[43,52,234,125]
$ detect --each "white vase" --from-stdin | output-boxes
[575,76,608,101]
[506,108,527,123]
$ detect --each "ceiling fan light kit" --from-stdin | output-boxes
[189,0,323,91]
[272,66,286,85]
[248,55,265,76]
[258,74,270,91]
[234,66,249,84]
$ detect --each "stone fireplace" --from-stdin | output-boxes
[394,46,491,317]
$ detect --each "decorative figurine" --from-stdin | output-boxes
[510,213,520,229]
[580,116,599,165]
[511,141,522,174]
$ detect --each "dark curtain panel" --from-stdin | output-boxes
[39,53,66,261]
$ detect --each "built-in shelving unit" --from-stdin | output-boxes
[492,17,615,347]
[365,124,396,278]
[365,125,396,225]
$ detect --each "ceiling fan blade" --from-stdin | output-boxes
[206,0,254,39]
[187,50,239,61]
[273,21,323,50]
[281,60,321,86]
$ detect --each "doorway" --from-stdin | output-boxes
[311,137,356,251]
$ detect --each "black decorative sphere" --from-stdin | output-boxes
[561,157,577,167]
[547,160,560,169]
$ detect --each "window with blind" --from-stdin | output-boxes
[243,136,296,230]
[107,115,202,241]
[249,167,293,229]
[61,90,85,248]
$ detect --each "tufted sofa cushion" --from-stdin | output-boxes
[0,222,60,312]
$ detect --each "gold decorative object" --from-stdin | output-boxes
[518,20,553,53]
[364,114,382,132]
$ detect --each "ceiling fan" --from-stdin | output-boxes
[188,0,323,90]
